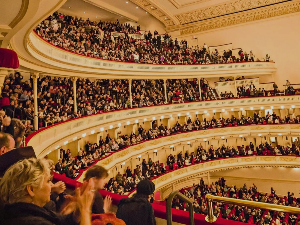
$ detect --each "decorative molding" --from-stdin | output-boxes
[175,0,288,24]
[167,0,210,9]
[176,1,300,35]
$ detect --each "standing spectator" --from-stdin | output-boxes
[116,179,156,225]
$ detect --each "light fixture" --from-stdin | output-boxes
[82,133,86,137]
[213,110,216,113]
[271,106,274,109]
[239,135,243,137]
[240,108,243,111]
[100,127,104,131]
[222,109,225,112]
[187,141,190,144]
[195,111,199,115]
[127,121,130,125]
[137,155,141,158]
[152,117,155,120]
[109,125,113,129]
[292,105,295,109]
[281,106,284,109]
[250,107,253,110]
[122,162,126,165]
[258,134,262,137]
[204,139,207,141]
[135,119,139,123]
[261,106,264,110]
[84,12,86,13]
[170,145,174,148]
[108,171,110,174]
[221,136,225,139]
[186,112,190,115]
[136,6,138,8]
[91,130,95,134]
[278,133,282,136]
[231,108,234,111]
[55,145,60,149]
[126,1,128,3]
[144,118,147,121]
[118,123,121,127]
[154,149,158,153]
[178,113,181,117]
[146,12,147,14]
[204,110,207,114]
[68,6,71,8]
[64,141,68,145]
[73,137,77,141]
[170,115,173,118]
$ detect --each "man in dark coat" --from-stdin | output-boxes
[116,179,156,225]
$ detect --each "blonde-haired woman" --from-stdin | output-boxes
[0,158,94,225]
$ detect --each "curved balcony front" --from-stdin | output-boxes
[26,32,276,78]
[26,95,300,158]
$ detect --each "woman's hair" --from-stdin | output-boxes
[0,158,52,205]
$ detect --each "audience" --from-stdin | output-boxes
[35,12,267,65]
[173,178,300,225]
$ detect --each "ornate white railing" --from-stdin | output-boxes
[28,32,276,77]
[27,95,300,159]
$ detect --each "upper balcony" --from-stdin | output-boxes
[26,32,276,79]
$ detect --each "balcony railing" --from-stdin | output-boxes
[27,32,276,77]
[26,95,300,159]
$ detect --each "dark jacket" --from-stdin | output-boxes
[92,191,104,214]
[116,195,156,225]
[0,202,79,225]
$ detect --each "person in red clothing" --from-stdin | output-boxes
[0,93,10,110]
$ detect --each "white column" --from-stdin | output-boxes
[71,77,78,113]
[234,77,237,97]
[129,79,133,108]
[207,172,211,185]
[198,78,202,101]
[163,79,168,103]
[32,72,39,131]
[0,68,8,95]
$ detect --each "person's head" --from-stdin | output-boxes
[136,179,155,201]
[84,165,108,190]
[0,158,53,207]
[0,132,15,155]
[2,117,11,126]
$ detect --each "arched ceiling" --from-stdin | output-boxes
[58,0,300,35]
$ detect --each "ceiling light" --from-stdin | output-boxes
[137,155,141,158]
[178,113,181,116]
[82,133,86,137]
[154,149,158,153]
[122,162,125,165]
[261,106,264,110]
[213,110,216,113]
[136,6,138,8]
[73,137,77,141]
[146,12,148,14]
[170,115,173,118]
[222,109,225,112]
[152,117,156,120]
[144,118,147,121]
[161,116,164,119]
[127,121,130,125]
[204,139,207,141]
[281,106,284,109]
[195,111,198,115]
[109,125,113,129]
[278,133,282,136]
[271,106,274,109]
[258,134,262,137]
[186,112,190,115]
[64,141,68,145]
[187,141,190,144]
[91,130,95,134]
[135,120,139,123]
[231,108,234,111]
[240,108,243,111]
[170,145,174,148]
[221,136,225,139]
[126,1,128,3]
[100,127,104,131]
[239,135,243,137]
[118,123,121,127]
[68,6,71,9]
[204,110,207,114]
[250,107,253,110]
[292,105,295,109]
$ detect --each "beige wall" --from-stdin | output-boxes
[174,13,300,87]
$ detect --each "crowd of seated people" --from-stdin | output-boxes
[1,72,298,140]
[34,12,264,65]
[173,178,300,225]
